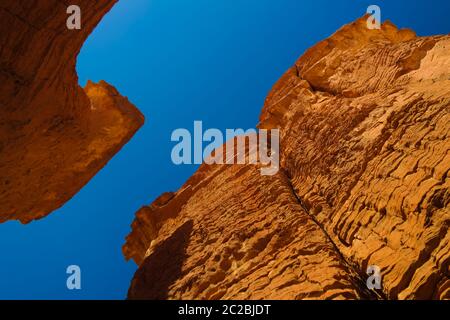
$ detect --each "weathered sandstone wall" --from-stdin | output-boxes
[124,18,449,300]
[0,1,144,223]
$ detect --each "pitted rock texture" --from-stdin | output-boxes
[124,17,449,300]
[0,1,144,223]
[127,162,370,299]
[262,18,450,300]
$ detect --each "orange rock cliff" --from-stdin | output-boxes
[124,18,449,299]
[0,1,144,223]
[0,2,448,300]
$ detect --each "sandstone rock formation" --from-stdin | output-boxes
[0,1,143,223]
[124,17,449,299]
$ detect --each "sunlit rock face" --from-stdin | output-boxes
[0,1,144,223]
[125,17,449,300]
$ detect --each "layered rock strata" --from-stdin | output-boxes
[0,0,144,223]
[124,18,449,300]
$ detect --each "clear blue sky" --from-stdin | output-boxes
[0,0,449,299]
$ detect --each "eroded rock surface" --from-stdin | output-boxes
[124,17,449,300]
[127,162,371,299]
[0,1,144,223]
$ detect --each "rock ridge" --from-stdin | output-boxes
[125,17,449,299]
[0,0,144,223]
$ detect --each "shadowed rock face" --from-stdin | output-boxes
[0,1,144,223]
[125,18,449,300]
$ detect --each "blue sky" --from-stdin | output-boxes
[0,0,449,299]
